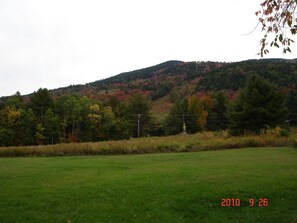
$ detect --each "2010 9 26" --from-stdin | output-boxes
[221,198,268,207]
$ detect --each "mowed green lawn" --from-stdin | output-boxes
[0,147,296,223]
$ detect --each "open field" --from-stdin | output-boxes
[0,147,296,223]
[0,131,296,157]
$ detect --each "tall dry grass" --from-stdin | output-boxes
[0,130,296,157]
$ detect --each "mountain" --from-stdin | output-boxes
[3,58,296,120]
[50,60,225,98]
[47,60,226,119]
[48,58,297,119]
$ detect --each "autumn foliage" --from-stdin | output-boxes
[0,59,296,146]
[257,0,297,56]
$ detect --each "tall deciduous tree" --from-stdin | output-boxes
[229,75,288,135]
[0,106,21,146]
[188,95,213,131]
[87,104,102,141]
[0,106,35,146]
[55,95,82,142]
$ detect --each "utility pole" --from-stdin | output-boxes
[182,114,186,134]
[137,114,141,138]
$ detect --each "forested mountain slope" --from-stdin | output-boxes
[45,58,297,118]
[196,59,297,92]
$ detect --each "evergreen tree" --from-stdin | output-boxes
[30,88,54,123]
[44,108,59,144]
[4,91,25,109]
[54,96,68,142]
[101,106,117,139]
[21,108,36,146]
[286,91,297,126]
[164,98,188,135]
[229,75,288,135]
[107,96,121,114]
[78,96,93,142]
[207,91,229,131]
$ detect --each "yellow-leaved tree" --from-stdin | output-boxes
[188,95,213,130]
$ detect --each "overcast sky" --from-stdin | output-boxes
[0,0,296,97]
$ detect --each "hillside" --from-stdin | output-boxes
[48,60,226,118]
[50,60,225,99]
[196,58,297,92]
[2,58,296,120]
[46,58,297,119]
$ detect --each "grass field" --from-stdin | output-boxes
[0,147,296,223]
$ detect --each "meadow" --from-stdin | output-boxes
[0,147,297,223]
[0,130,296,157]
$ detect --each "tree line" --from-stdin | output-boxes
[165,74,292,136]
[0,91,153,146]
[0,74,295,146]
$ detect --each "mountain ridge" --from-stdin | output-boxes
[93,60,184,84]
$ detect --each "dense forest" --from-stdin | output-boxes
[0,59,297,146]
